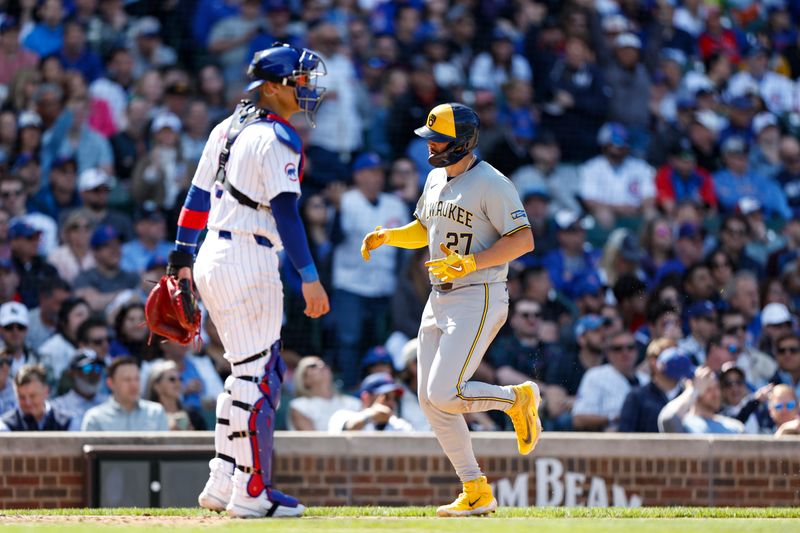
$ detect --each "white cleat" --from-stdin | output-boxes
[226,492,305,518]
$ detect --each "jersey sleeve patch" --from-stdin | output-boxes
[511,209,527,220]
[273,121,302,154]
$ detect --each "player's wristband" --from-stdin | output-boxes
[298,264,319,283]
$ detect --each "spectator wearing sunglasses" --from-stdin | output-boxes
[704,333,739,374]
[0,363,71,431]
[771,384,800,436]
[0,350,16,414]
[719,363,774,434]
[0,301,38,379]
[720,309,777,387]
[770,333,800,398]
[658,365,745,434]
[572,329,641,431]
[50,349,107,431]
[75,318,111,368]
[145,360,206,431]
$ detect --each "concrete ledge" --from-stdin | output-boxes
[2,431,798,458]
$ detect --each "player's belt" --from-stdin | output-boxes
[434,283,454,292]
[217,230,273,248]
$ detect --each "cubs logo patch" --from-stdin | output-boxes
[428,114,437,127]
[511,209,527,220]
[285,162,298,181]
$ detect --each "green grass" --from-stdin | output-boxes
[1,507,799,532]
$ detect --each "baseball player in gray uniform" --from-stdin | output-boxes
[361,103,542,517]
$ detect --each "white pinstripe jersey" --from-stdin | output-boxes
[191,116,302,252]
[414,160,530,287]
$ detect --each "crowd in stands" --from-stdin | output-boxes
[0,0,799,437]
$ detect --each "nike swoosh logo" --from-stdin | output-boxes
[448,265,463,272]
[469,498,481,507]
[522,416,532,445]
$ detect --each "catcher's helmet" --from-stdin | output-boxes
[414,103,480,168]
[246,43,327,127]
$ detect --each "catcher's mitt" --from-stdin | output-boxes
[145,275,201,345]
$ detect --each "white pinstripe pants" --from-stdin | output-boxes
[194,231,283,361]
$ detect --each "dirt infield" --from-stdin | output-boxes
[0,514,228,526]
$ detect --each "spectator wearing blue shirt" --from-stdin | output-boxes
[120,202,173,274]
[542,210,600,298]
[28,156,81,221]
[713,136,791,221]
[57,19,103,83]
[192,0,239,48]
[749,113,782,179]
[539,35,609,163]
[718,96,755,147]
[22,0,66,58]
[620,342,690,433]
[775,137,800,216]
[245,0,304,65]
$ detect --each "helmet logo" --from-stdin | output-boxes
[428,114,437,127]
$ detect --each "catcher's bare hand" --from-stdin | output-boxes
[302,280,330,318]
[361,226,388,261]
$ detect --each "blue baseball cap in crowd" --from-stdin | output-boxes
[353,152,382,172]
[0,14,19,33]
[90,225,121,249]
[729,96,755,111]
[686,300,716,319]
[361,346,393,368]
[677,223,702,240]
[574,314,608,337]
[522,186,550,202]
[574,276,603,298]
[597,122,629,147]
[359,372,403,396]
[8,219,41,240]
[656,347,696,381]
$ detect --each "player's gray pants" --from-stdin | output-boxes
[417,282,515,483]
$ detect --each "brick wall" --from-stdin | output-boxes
[1,433,799,508]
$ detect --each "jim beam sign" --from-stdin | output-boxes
[491,458,642,508]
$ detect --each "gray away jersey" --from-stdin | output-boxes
[414,160,531,287]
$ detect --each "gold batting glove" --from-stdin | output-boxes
[361,226,389,261]
[424,243,477,282]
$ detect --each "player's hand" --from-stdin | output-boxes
[424,243,477,282]
[361,226,389,261]
[301,280,330,318]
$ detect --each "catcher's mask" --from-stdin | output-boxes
[246,43,327,127]
[414,102,480,168]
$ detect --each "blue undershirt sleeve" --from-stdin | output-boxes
[270,192,318,283]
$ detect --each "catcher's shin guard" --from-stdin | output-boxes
[228,341,290,497]
[199,376,235,511]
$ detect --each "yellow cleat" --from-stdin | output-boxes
[436,476,497,517]
[507,381,542,456]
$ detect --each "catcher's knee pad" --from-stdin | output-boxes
[228,341,286,498]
